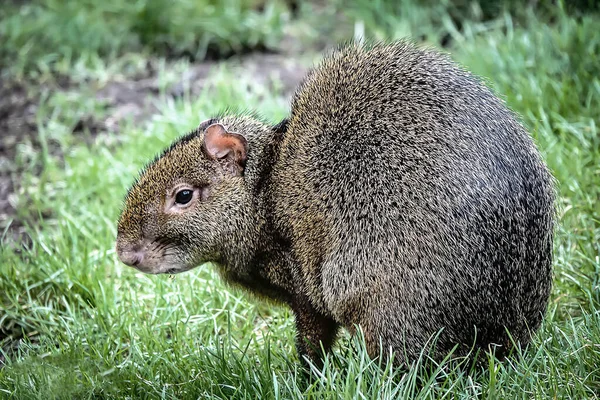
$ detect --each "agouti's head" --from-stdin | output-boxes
[116,121,257,274]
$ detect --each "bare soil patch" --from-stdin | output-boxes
[0,78,37,245]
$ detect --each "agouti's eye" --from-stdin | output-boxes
[175,189,193,204]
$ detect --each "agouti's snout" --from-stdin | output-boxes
[115,237,163,274]
[116,242,144,268]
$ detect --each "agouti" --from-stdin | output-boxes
[116,42,555,366]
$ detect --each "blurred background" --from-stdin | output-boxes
[1,0,599,397]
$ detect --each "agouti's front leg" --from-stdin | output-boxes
[291,294,339,368]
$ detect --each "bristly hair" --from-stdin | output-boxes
[123,118,216,200]
[148,106,273,168]
[158,117,217,161]
[126,108,277,199]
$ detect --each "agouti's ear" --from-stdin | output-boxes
[202,123,248,176]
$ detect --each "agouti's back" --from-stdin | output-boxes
[272,42,554,361]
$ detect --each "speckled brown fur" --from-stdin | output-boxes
[116,42,555,367]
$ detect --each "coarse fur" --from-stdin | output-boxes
[116,41,555,366]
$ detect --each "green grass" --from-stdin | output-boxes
[1,1,600,398]
[0,0,288,78]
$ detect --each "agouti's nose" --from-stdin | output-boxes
[118,249,144,267]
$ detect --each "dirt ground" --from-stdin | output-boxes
[0,78,37,245]
[0,53,307,246]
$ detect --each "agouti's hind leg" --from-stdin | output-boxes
[291,294,339,368]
